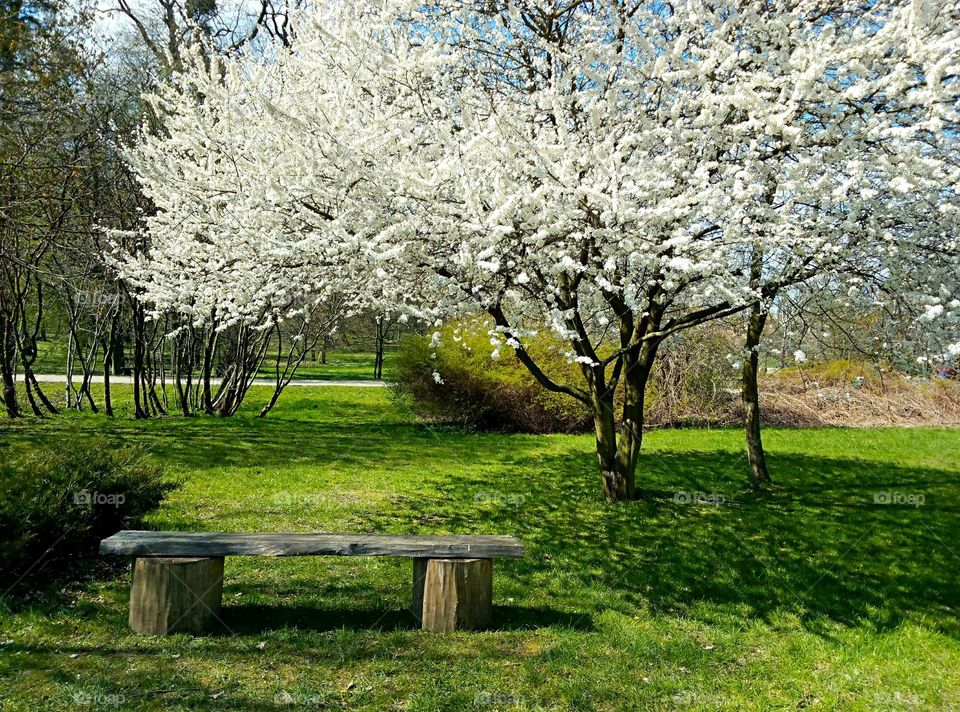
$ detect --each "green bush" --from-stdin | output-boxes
[646,326,741,426]
[395,321,746,431]
[393,321,592,434]
[0,439,177,585]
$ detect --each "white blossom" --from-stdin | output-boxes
[114,0,960,493]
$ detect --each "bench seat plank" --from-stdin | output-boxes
[100,531,525,559]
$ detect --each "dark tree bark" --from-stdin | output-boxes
[172,327,196,416]
[212,322,272,417]
[588,336,661,502]
[16,280,58,414]
[103,340,113,418]
[144,329,167,417]
[1,314,21,417]
[742,302,771,487]
[130,301,149,419]
[101,307,122,417]
[373,315,389,380]
[22,371,43,416]
[201,321,218,415]
[26,370,57,413]
[487,287,672,503]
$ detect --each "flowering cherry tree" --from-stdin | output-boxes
[119,0,959,501]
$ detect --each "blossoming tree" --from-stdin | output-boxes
[120,0,959,501]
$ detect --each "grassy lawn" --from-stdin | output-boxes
[30,340,73,375]
[257,352,394,382]
[0,386,958,710]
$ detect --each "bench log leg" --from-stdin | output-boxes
[129,557,224,635]
[412,558,492,632]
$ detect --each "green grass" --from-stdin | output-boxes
[30,340,72,375]
[256,351,394,381]
[0,387,958,710]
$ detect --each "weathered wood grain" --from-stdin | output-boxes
[412,558,493,632]
[101,531,525,559]
[128,557,224,635]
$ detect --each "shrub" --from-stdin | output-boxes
[761,358,960,426]
[395,320,753,432]
[394,321,746,432]
[392,321,592,434]
[646,327,741,426]
[771,358,884,390]
[0,439,177,585]
[395,320,960,431]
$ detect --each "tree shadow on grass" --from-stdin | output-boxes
[109,422,958,639]
[212,559,592,634]
[5,413,957,640]
[4,418,491,472]
[392,446,960,639]
[218,603,592,634]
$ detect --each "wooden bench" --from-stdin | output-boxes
[100,531,524,635]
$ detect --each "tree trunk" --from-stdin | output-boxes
[14,280,57,414]
[65,329,75,409]
[173,335,190,416]
[216,364,239,416]
[159,335,169,411]
[742,302,771,487]
[258,387,283,417]
[23,372,43,416]
[615,344,654,498]
[591,386,625,501]
[373,318,386,380]
[79,357,99,414]
[146,344,166,416]
[183,329,196,415]
[25,368,58,414]
[102,311,118,417]
[103,345,113,417]
[201,326,217,415]
[131,304,149,419]
[589,340,659,503]
[1,315,20,417]
[1,365,18,417]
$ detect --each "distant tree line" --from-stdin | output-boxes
[0,0,420,420]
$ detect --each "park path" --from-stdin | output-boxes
[24,374,388,388]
